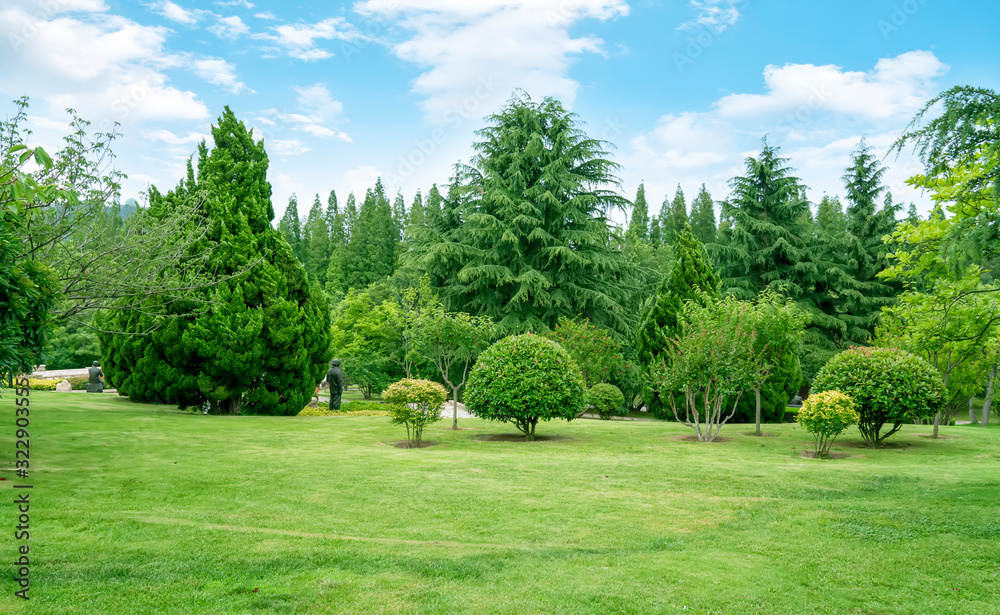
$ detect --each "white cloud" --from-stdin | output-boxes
[272,139,310,156]
[354,0,629,123]
[254,11,276,20]
[208,15,250,40]
[150,1,207,25]
[679,0,744,32]
[192,57,251,94]
[255,83,351,144]
[215,0,254,8]
[342,165,383,197]
[622,51,948,217]
[258,17,359,61]
[0,8,208,125]
[143,129,210,145]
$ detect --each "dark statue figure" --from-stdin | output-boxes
[86,361,104,393]
[327,359,344,409]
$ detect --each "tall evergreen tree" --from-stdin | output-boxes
[636,226,721,417]
[906,203,920,225]
[669,184,688,243]
[392,190,407,244]
[302,193,330,284]
[689,183,716,245]
[837,140,901,342]
[625,182,649,245]
[425,184,443,232]
[325,189,338,231]
[423,95,635,337]
[343,192,357,242]
[815,194,846,238]
[648,216,662,247]
[325,191,347,298]
[277,194,301,259]
[658,195,674,245]
[408,190,425,228]
[100,107,330,415]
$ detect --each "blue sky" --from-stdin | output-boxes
[2,0,998,224]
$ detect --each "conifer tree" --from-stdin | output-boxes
[325,189,338,231]
[392,191,407,243]
[658,195,674,245]
[343,192,357,242]
[648,215,662,247]
[277,194,301,259]
[669,184,688,243]
[100,107,330,415]
[837,140,901,342]
[636,226,720,417]
[409,190,425,229]
[689,184,716,245]
[906,203,920,225]
[424,94,634,338]
[425,184,443,232]
[625,183,649,245]
[815,195,846,238]
[302,194,330,284]
[325,191,347,298]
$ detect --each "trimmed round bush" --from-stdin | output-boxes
[465,333,585,441]
[812,347,943,448]
[797,390,859,458]
[382,378,448,448]
[587,383,625,420]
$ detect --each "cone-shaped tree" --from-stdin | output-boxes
[302,193,330,284]
[636,226,720,417]
[625,182,649,245]
[277,194,300,258]
[99,107,331,415]
[689,183,716,245]
[423,94,634,338]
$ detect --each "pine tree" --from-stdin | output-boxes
[425,184,443,232]
[325,189,338,231]
[815,195,846,239]
[302,193,330,284]
[625,183,649,245]
[689,184,716,245]
[325,190,347,298]
[392,190,407,244]
[669,185,688,243]
[636,226,721,417]
[424,95,635,337]
[648,216,662,247]
[343,192,357,242]
[277,194,301,259]
[906,203,920,225]
[100,107,331,415]
[658,195,674,245]
[837,140,901,342]
[409,190,425,228]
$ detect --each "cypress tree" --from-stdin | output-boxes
[325,189,338,231]
[658,195,674,245]
[392,190,407,244]
[325,191,347,298]
[669,184,688,243]
[409,190,425,228]
[815,194,846,238]
[689,183,716,245]
[277,194,300,259]
[425,184,443,232]
[625,182,649,245]
[905,203,920,225]
[648,215,662,247]
[343,192,357,242]
[100,107,331,415]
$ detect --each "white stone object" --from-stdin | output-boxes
[56,379,72,392]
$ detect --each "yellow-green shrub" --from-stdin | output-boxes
[797,390,859,458]
[586,383,625,420]
[382,378,447,448]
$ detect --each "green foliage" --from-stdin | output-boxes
[730,348,800,423]
[797,390,859,458]
[465,333,585,440]
[330,289,404,399]
[636,226,719,417]
[546,317,625,387]
[383,378,447,447]
[812,346,944,447]
[422,94,636,339]
[297,401,391,417]
[26,376,87,391]
[689,184,717,246]
[277,194,301,259]
[99,107,331,416]
[625,183,649,245]
[301,193,330,285]
[645,297,762,441]
[41,316,100,370]
[586,383,625,420]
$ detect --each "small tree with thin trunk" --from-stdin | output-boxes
[383,378,447,448]
[645,297,762,442]
[745,290,807,435]
[415,307,495,430]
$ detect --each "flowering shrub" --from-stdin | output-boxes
[797,391,858,458]
[382,378,448,448]
[546,318,626,386]
[587,383,625,420]
[465,334,585,441]
[812,346,943,448]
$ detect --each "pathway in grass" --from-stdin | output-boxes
[1,391,999,614]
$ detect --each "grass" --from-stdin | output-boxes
[1,391,999,614]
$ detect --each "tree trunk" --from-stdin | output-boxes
[932,411,941,438]
[229,396,242,416]
[982,365,996,427]
[451,387,460,430]
[754,386,762,436]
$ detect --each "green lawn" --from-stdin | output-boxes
[2,391,999,614]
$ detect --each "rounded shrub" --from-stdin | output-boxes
[587,383,625,420]
[465,333,585,441]
[382,378,448,448]
[812,346,943,448]
[797,390,859,458]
